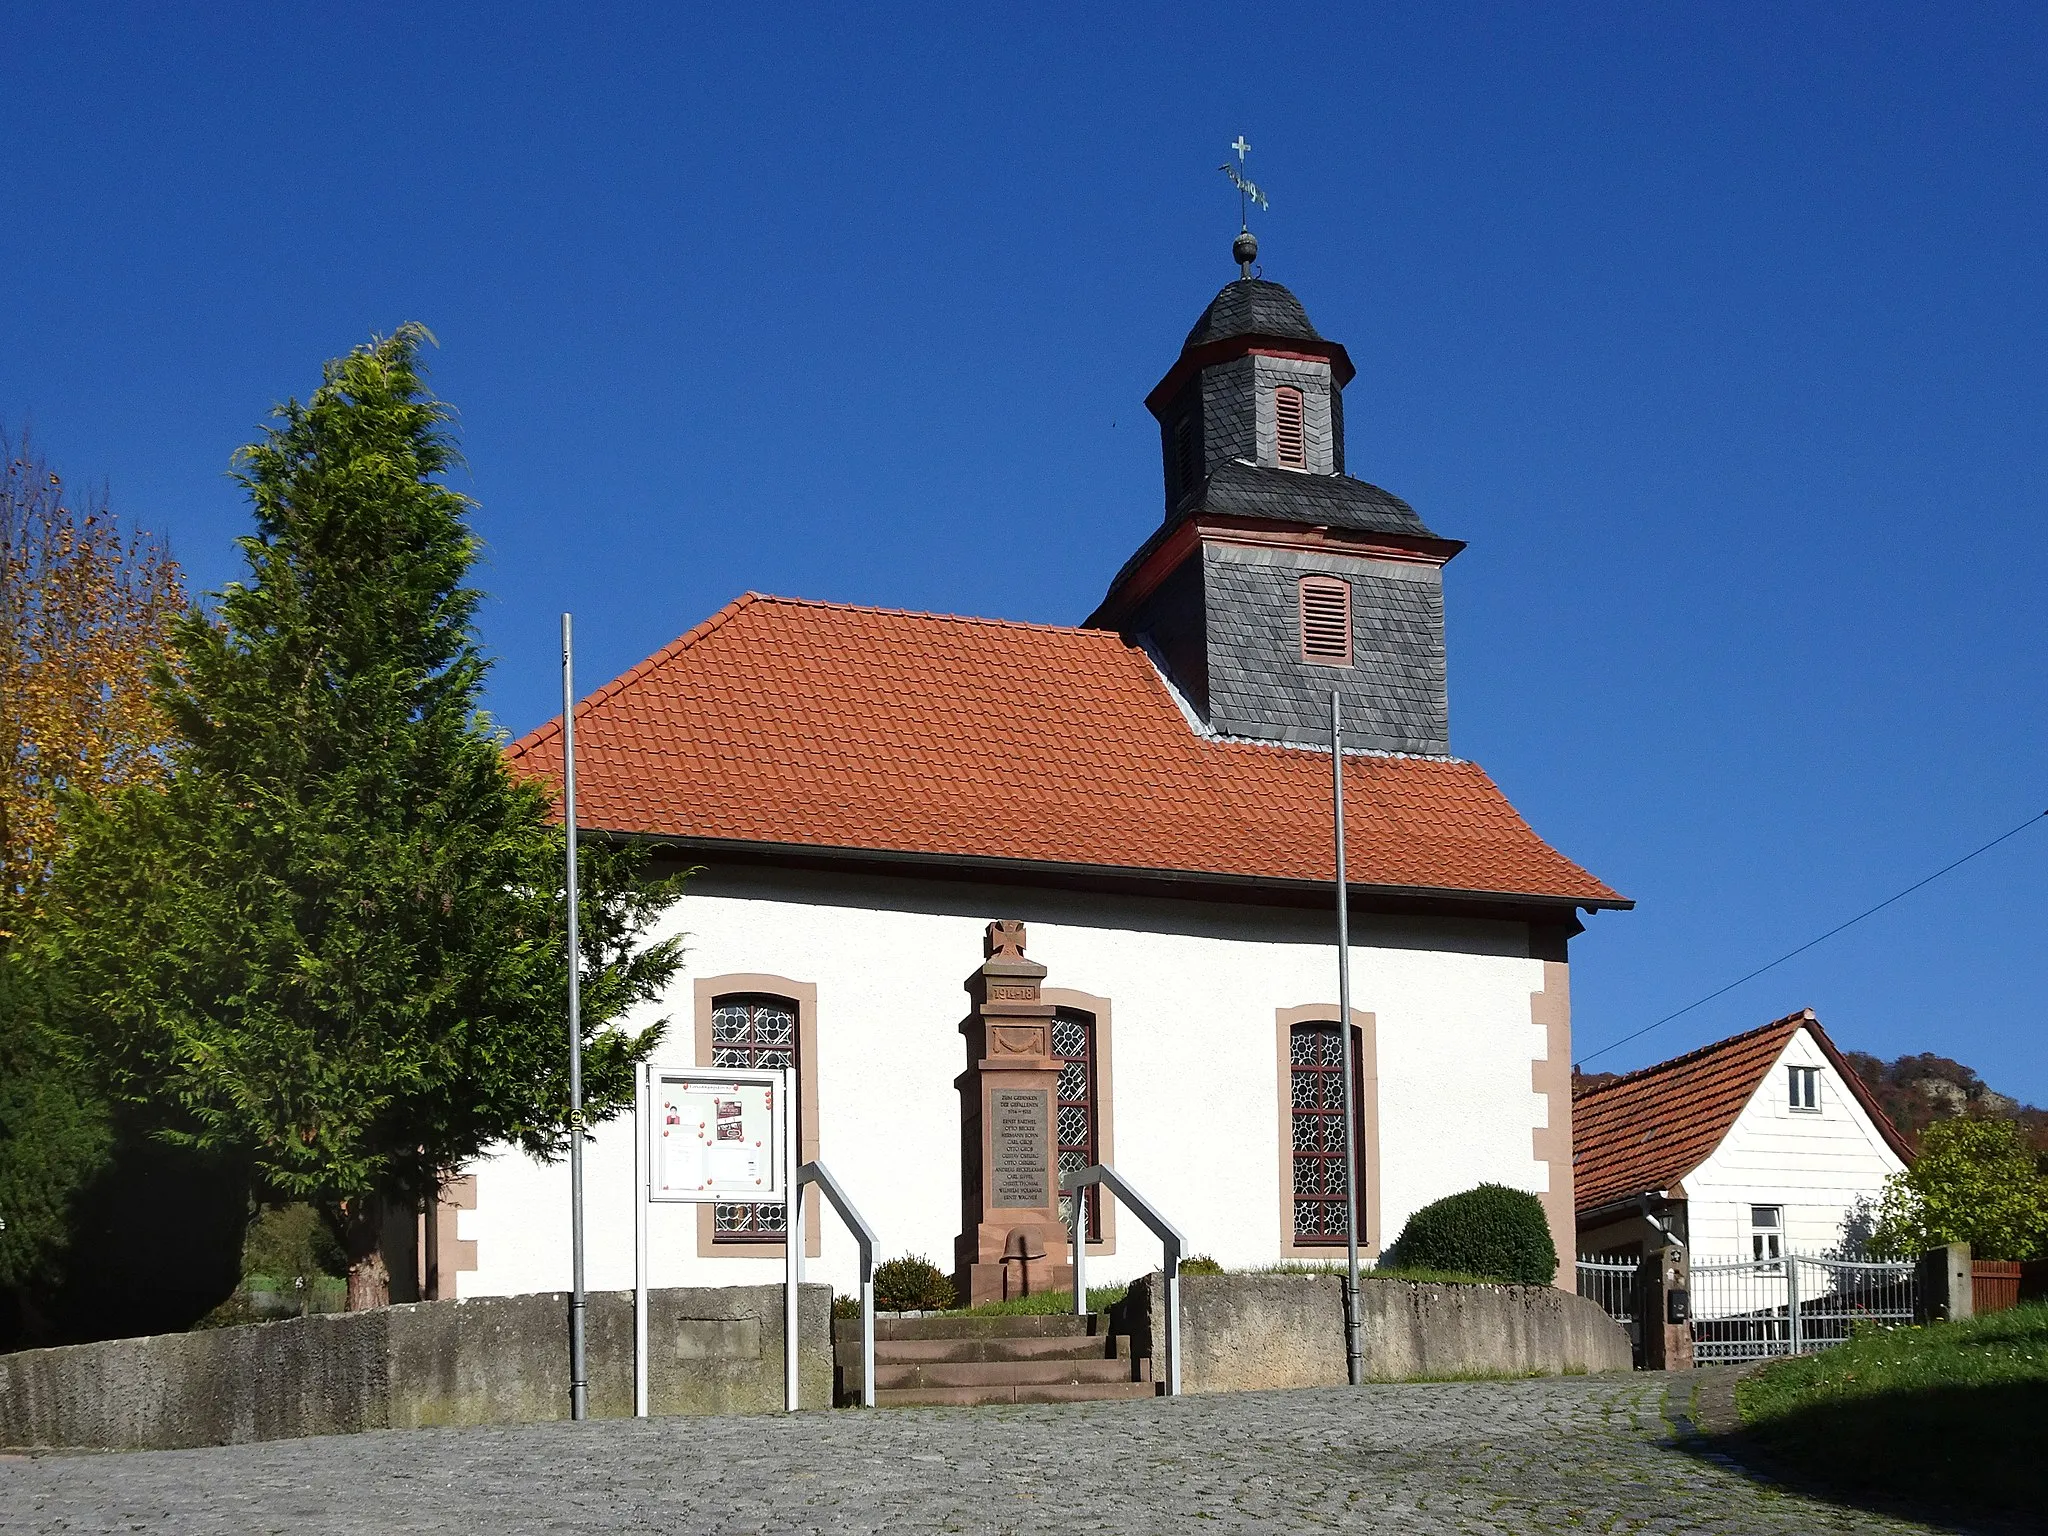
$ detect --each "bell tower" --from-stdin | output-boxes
[1088,234,1465,756]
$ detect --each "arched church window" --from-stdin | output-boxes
[1298,576,1352,666]
[710,993,798,1239]
[1274,385,1307,469]
[1290,1020,1364,1244]
[1053,1008,1101,1242]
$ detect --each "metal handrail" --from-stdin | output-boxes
[792,1160,878,1409]
[1061,1163,1185,1396]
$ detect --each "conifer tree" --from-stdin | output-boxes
[53,327,680,1307]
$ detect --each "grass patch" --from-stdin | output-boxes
[1368,1265,1495,1286]
[1235,1261,1495,1285]
[1731,1302,2048,1523]
[948,1285,1129,1316]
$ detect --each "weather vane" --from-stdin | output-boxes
[1219,135,1268,278]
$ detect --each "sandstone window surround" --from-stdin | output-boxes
[1043,987,1117,1256]
[693,974,822,1259]
[1274,1005,1380,1261]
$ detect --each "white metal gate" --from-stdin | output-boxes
[1575,1255,1640,1362]
[1689,1253,1915,1365]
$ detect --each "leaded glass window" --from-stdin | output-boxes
[1290,1021,1362,1244]
[711,994,796,1240]
[1053,1009,1100,1242]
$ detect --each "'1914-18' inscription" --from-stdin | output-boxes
[990,1089,1048,1208]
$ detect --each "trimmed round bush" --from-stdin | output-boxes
[874,1254,957,1312]
[1383,1183,1557,1285]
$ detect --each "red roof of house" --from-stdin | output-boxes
[1572,1010,1914,1214]
[505,593,1625,905]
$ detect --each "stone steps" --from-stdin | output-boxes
[872,1335,1130,1364]
[877,1357,1145,1389]
[854,1313,1102,1340]
[835,1312,1156,1407]
[872,1381,1158,1407]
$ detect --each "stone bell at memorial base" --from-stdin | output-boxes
[954,921,1075,1306]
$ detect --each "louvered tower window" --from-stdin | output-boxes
[1290,1021,1364,1243]
[1298,576,1352,665]
[1274,386,1307,469]
[710,994,797,1239]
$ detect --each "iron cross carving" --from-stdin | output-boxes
[985,920,1027,960]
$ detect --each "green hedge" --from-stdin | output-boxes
[1383,1183,1556,1286]
[873,1254,956,1312]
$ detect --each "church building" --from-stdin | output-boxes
[438,242,1629,1303]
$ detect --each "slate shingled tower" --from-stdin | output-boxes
[1089,273,1463,755]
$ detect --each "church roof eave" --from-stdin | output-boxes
[577,827,1636,916]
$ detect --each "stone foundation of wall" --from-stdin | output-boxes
[1116,1271,1633,1392]
[0,1283,832,1451]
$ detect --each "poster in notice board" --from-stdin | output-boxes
[647,1069,787,1203]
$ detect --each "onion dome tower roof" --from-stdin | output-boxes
[1180,277,1323,350]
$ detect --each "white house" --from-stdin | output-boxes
[1573,1009,1914,1261]
[428,252,1629,1305]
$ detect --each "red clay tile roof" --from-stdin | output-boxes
[1572,1010,1913,1213]
[505,594,1625,905]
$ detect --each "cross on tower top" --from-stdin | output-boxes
[1219,135,1269,277]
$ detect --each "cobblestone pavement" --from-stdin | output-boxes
[0,1374,1964,1535]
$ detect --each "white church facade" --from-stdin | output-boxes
[436,255,1629,1303]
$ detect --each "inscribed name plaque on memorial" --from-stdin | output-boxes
[990,1089,1049,1208]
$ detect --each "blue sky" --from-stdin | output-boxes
[5,5,2044,1097]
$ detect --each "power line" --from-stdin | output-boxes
[1578,808,2048,1067]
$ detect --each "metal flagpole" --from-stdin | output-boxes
[633,1063,649,1417]
[1332,691,1364,1386]
[563,614,589,1421]
[783,1068,800,1412]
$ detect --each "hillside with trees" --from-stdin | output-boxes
[1842,1049,2048,1155]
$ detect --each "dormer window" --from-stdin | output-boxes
[1298,576,1351,665]
[1274,386,1307,470]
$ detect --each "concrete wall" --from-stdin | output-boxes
[0,1284,832,1452]
[460,868,1568,1302]
[1119,1271,1631,1393]
[1684,1026,1909,1259]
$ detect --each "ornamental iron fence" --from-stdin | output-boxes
[1574,1255,1641,1364]
[1578,1252,1914,1367]
[1688,1253,1915,1365]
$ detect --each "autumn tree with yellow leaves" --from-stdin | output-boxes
[0,430,183,925]
[0,431,245,1347]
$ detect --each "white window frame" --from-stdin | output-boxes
[1751,1204,1784,1268]
[1787,1064,1820,1113]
